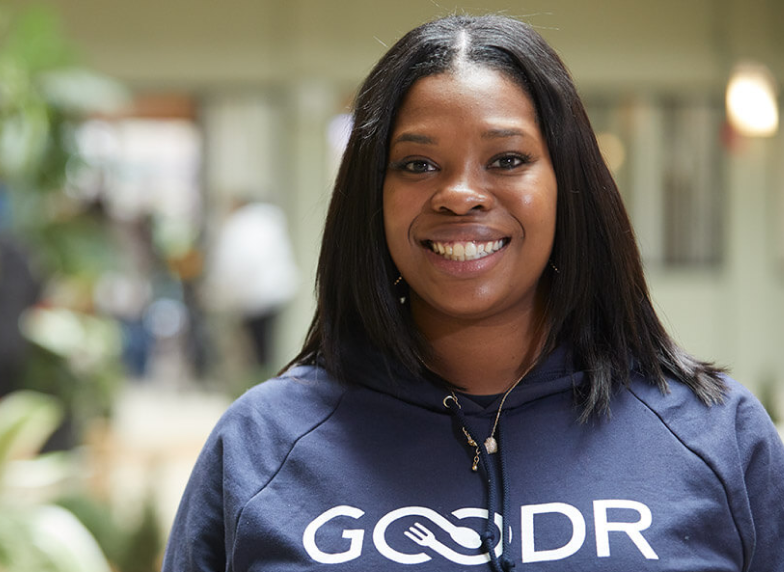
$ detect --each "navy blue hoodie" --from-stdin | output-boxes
[163,346,784,571]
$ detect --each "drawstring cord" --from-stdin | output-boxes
[497,416,515,570]
[444,397,514,571]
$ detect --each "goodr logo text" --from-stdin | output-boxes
[302,500,658,565]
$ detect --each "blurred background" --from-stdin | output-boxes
[0,0,781,570]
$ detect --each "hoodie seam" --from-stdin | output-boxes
[626,385,748,570]
[229,385,348,569]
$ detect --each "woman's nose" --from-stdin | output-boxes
[429,169,491,215]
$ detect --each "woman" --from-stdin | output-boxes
[163,15,784,571]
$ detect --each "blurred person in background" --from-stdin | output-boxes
[204,198,299,368]
[163,15,784,571]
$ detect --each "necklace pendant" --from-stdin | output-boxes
[484,436,498,454]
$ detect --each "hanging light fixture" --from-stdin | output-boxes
[726,62,779,137]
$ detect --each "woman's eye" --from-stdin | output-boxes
[489,154,529,170]
[391,159,436,173]
[406,160,436,173]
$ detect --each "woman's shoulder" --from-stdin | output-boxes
[627,373,784,565]
[628,373,774,430]
[220,364,346,430]
[205,366,346,454]
[625,372,783,471]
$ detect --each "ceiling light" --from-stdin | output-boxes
[726,62,779,137]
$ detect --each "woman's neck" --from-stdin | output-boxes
[415,304,546,395]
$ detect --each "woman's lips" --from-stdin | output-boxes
[422,238,510,261]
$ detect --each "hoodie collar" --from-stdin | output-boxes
[341,336,580,415]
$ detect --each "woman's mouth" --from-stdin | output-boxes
[423,238,509,261]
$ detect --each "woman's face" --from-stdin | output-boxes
[383,65,557,329]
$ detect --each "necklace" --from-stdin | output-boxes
[446,361,536,471]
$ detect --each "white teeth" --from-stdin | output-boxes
[428,239,506,261]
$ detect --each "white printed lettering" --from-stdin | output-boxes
[593,499,659,560]
[302,499,658,565]
[303,505,365,564]
[520,502,586,563]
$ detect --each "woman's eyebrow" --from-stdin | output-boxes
[481,128,527,139]
[390,128,528,146]
[390,132,437,146]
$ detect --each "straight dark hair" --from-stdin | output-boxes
[287,14,725,418]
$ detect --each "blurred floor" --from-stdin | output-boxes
[90,381,231,537]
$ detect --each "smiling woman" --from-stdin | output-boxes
[383,66,557,393]
[163,14,784,572]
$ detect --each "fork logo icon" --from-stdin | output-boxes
[374,506,504,565]
[303,505,502,565]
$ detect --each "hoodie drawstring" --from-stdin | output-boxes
[497,416,515,570]
[445,397,515,572]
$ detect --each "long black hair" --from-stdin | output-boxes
[287,14,726,418]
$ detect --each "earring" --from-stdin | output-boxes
[549,261,560,274]
[393,275,407,304]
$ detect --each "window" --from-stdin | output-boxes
[586,95,726,268]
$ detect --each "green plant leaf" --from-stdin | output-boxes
[0,391,63,473]
[1,6,78,72]
[0,504,112,572]
[38,68,129,114]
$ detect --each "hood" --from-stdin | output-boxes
[340,334,582,416]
